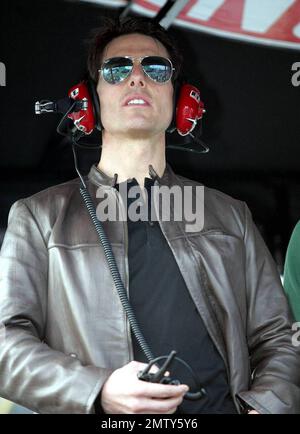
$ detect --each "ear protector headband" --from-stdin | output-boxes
[35,76,209,152]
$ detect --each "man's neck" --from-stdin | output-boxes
[97,133,166,187]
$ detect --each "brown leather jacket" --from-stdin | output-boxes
[0,164,299,413]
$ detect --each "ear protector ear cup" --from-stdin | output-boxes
[167,78,205,136]
[66,79,102,134]
[176,83,205,136]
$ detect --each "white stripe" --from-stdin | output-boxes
[187,0,226,22]
[293,22,300,37]
[160,0,190,29]
[242,0,295,33]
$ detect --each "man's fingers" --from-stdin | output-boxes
[138,382,189,398]
[132,395,184,414]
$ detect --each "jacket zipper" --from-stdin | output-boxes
[123,215,134,362]
[113,186,134,363]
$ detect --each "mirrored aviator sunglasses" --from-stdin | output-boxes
[99,56,175,84]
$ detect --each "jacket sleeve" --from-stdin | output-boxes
[0,200,113,414]
[237,204,300,414]
[283,220,300,322]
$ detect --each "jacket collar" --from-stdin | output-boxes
[88,162,173,188]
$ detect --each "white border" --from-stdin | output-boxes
[78,0,126,7]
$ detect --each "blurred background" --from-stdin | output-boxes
[0,0,299,413]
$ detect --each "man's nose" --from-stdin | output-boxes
[129,62,146,87]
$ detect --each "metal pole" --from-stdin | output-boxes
[154,0,190,29]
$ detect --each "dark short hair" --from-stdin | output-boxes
[87,16,183,84]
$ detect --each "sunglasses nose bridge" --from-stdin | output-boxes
[128,59,147,83]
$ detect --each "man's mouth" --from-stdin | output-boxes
[123,94,151,106]
[126,99,148,106]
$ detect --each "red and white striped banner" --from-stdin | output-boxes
[130,0,300,50]
[79,0,300,50]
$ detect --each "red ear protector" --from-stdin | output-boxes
[35,77,209,153]
[66,79,101,135]
[176,84,205,136]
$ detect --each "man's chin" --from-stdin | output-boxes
[122,127,157,140]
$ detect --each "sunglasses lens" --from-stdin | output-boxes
[102,57,133,84]
[142,57,173,83]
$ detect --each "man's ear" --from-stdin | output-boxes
[86,77,102,131]
[166,79,181,134]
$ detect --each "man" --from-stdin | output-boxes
[0,17,299,414]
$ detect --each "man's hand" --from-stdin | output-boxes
[100,360,189,414]
[248,410,259,414]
